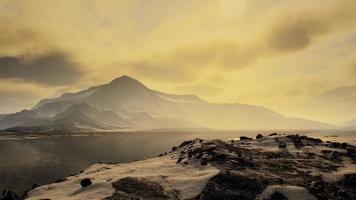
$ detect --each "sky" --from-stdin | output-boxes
[0,0,356,125]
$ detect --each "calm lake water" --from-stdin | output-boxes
[0,130,355,195]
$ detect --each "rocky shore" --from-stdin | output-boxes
[3,134,356,200]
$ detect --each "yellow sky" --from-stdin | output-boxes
[0,0,356,125]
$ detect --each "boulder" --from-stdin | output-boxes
[269,191,288,200]
[80,178,92,188]
[198,171,269,200]
[240,136,253,141]
[256,134,264,139]
[343,173,356,188]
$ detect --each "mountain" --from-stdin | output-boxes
[0,75,336,132]
[343,119,356,130]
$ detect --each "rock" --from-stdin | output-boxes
[55,178,67,183]
[198,171,269,200]
[341,143,348,149]
[269,133,278,136]
[80,178,92,188]
[178,140,193,148]
[278,141,287,148]
[0,190,19,200]
[342,173,356,187]
[256,134,264,139]
[109,177,180,200]
[171,146,177,152]
[269,191,288,200]
[31,183,40,189]
[240,136,252,141]
[321,149,332,154]
[330,142,341,148]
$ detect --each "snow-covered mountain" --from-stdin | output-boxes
[0,76,336,132]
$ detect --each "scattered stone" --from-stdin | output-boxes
[256,134,264,139]
[80,178,92,188]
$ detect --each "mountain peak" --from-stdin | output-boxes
[110,75,137,83]
[107,75,148,90]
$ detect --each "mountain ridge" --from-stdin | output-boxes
[0,75,337,132]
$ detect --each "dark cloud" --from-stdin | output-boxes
[268,4,356,52]
[0,53,85,86]
[268,13,332,52]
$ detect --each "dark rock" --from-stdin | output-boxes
[278,141,287,148]
[346,147,356,160]
[330,142,341,148]
[172,146,178,152]
[0,190,19,200]
[256,134,264,139]
[178,140,193,148]
[331,151,342,161]
[31,183,40,189]
[198,171,269,200]
[341,143,348,149]
[158,154,164,157]
[55,178,67,183]
[110,177,180,200]
[342,173,356,188]
[201,160,208,166]
[269,191,288,200]
[269,133,278,136]
[240,136,253,141]
[321,149,332,154]
[176,156,183,164]
[80,178,92,188]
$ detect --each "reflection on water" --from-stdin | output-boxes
[0,130,354,194]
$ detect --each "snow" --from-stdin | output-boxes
[26,155,220,200]
[258,185,317,200]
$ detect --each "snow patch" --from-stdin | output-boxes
[258,185,317,200]
[26,156,219,200]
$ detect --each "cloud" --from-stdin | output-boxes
[318,85,356,103]
[267,3,356,52]
[0,53,85,86]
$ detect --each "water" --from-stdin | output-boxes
[0,130,354,195]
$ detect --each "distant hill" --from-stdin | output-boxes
[0,75,336,132]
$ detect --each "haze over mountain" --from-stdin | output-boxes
[0,76,336,132]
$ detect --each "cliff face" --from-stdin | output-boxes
[26,134,356,200]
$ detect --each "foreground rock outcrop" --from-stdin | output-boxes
[26,134,356,200]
